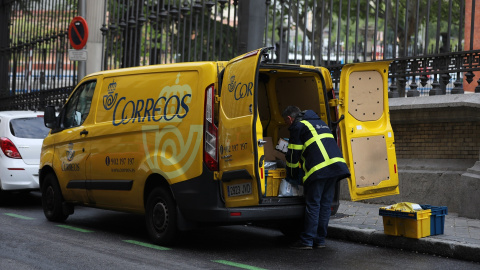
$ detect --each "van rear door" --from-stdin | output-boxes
[338,61,399,201]
[218,48,268,208]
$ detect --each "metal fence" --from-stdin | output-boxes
[2,0,480,111]
[0,0,78,110]
[102,0,239,70]
[0,0,239,110]
[263,0,480,97]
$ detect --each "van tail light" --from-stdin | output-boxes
[204,84,218,171]
[0,137,22,159]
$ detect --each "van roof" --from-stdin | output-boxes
[84,61,222,79]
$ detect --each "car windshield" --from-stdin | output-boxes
[10,117,50,139]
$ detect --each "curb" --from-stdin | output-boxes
[327,224,480,263]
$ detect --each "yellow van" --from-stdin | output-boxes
[40,47,399,245]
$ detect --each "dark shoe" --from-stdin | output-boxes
[290,241,313,250]
[313,243,326,249]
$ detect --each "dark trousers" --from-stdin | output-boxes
[300,176,337,246]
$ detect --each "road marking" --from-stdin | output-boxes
[56,224,94,233]
[212,260,268,270]
[4,213,34,220]
[123,240,171,250]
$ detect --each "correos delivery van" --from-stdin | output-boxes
[40,47,399,245]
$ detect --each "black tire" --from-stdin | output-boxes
[41,173,69,222]
[145,187,177,246]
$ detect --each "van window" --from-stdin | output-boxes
[63,80,96,129]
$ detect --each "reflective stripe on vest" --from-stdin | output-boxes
[286,143,301,170]
[286,161,300,168]
[288,143,303,150]
[300,120,347,182]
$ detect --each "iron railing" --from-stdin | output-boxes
[263,0,479,97]
[1,0,78,105]
[1,0,480,112]
[102,0,239,70]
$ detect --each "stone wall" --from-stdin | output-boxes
[339,94,480,219]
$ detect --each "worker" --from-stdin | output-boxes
[282,105,350,250]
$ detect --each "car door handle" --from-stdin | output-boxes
[80,129,89,136]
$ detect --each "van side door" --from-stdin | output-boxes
[218,48,268,208]
[338,61,399,201]
[52,80,97,203]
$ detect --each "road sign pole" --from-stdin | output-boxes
[78,0,86,82]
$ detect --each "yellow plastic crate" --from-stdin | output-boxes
[382,216,398,236]
[380,208,431,239]
[265,169,286,197]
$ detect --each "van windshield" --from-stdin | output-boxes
[10,117,50,139]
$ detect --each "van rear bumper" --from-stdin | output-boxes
[180,204,305,224]
[227,204,305,221]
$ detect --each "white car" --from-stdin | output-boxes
[0,111,50,192]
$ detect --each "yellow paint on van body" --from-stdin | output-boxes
[41,62,219,213]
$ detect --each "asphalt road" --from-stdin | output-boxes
[1,192,479,270]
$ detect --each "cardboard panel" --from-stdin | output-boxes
[348,71,384,122]
[351,135,390,188]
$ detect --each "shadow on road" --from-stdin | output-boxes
[0,190,42,208]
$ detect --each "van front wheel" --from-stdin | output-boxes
[41,173,69,222]
[145,187,177,246]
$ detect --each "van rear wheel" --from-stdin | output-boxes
[145,187,177,246]
[41,173,69,222]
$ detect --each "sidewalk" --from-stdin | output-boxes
[328,200,480,263]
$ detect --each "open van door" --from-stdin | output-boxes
[218,48,269,208]
[338,61,399,201]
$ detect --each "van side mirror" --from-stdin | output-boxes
[44,106,57,129]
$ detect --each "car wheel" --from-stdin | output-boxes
[41,173,69,222]
[145,187,177,246]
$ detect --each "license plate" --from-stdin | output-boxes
[227,183,252,197]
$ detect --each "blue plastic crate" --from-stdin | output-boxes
[421,205,448,235]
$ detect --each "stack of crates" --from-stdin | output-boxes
[264,168,286,197]
[379,203,448,238]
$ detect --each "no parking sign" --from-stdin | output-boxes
[68,16,89,50]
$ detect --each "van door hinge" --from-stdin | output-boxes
[329,98,339,107]
[215,95,221,103]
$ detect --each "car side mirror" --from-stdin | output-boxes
[44,106,57,129]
